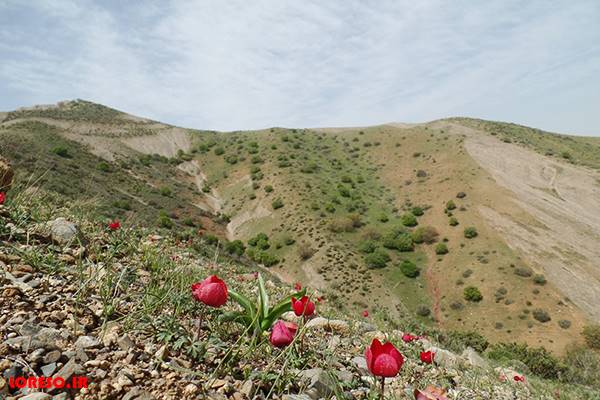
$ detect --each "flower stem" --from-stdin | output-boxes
[380,376,385,400]
[196,307,204,341]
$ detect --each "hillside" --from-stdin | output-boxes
[2,100,600,360]
[1,189,599,399]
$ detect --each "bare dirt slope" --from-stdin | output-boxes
[464,129,600,321]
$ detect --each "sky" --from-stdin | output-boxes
[1,1,599,135]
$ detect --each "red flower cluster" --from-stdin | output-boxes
[192,275,228,307]
[402,333,418,343]
[0,192,5,205]
[514,375,526,383]
[291,296,315,317]
[108,220,121,231]
[420,350,435,364]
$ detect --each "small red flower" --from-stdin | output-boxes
[270,320,295,348]
[402,333,417,343]
[108,220,121,231]
[294,282,302,291]
[365,339,404,377]
[191,275,228,307]
[362,309,369,317]
[420,350,435,364]
[0,192,5,205]
[291,296,315,317]
[514,375,526,383]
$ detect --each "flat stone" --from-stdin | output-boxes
[43,350,61,364]
[462,347,488,369]
[117,334,135,351]
[48,218,81,245]
[41,362,57,376]
[304,317,350,334]
[74,335,100,349]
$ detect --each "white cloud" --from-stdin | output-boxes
[1,0,599,134]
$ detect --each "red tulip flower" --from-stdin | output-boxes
[514,375,526,383]
[420,350,435,364]
[365,339,404,377]
[108,220,121,231]
[366,339,404,399]
[270,320,296,348]
[192,275,228,307]
[363,309,369,317]
[402,333,417,343]
[294,282,302,291]
[291,296,315,317]
[0,192,5,205]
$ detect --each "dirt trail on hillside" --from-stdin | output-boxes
[177,160,223,213]
[464,132,600,321]
[226,203,272,240]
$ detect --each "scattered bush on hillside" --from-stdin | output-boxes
[401,212,418,227]
[51,146,71,158]
[365,249,391,269]
[435,243,448,255]
[558,319,572,329]
[358,240,378,254]
[439,330,489,353]
[449,217,459,226]
[456,192,466,198]
[297,242,316,260]
[582,324,600,349]
[160,187,172,197]
[463,227,478,239]
[411,226,439,244]
[514,267,533,277]
[446,200,456,211]
[416,305,431,317]
[214,147,225,155]
[157,211,173,229]
[464,286,483,302]
[225,155,238,164]
[399,260,419,278]
[562,343,600,387]
[382,231,414,252]
[533,308,551,323]
[96,162,111,172]
[224,240,245,256]
[533,274,547,285]
[264,185,273,193]
[272,198,284,210]
[411,206,424,216]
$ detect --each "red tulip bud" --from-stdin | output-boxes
[0,192,5,205]
[270,320,295,348]
[191,275,228,307]
[402,333,417,343]
[362,309,369,317]
[108,220,121,231]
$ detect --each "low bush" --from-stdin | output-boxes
[399,260,419,278]
[358,240,378,254]
[224,240,245,256]
[449,217,459,226]
[464,286,483,302]
[51,146,71,158]
[435,243,449,255]
[487,342,564,379]
[514,267,533,277]
[401,212,418,227]
[532,308,551,323]
[533,274,547,285]
[416,305,431,317]
[463,227,478,239]
[365,249,391,269]
[446,200,456,210]
[440,330,489,353]
[272,198,284,209]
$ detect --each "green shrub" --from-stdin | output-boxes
[225,240,245,256]
[558,319,572,329]
[449,217,459,226]
[96,162,111,172]
[264,185,274,193]
[463,227,478,239]
[183,217,195,227]
[272,198,284,209]
[533,274,547,285]
[157,212,173,229]
[582,325,600,349]
[214,147,225,155]
[378,213,389,223]
[401,212,418,227]
[446,200,456,210]
[464,286,483,302]
[365,249,391,269]
[248,233,269,247]
[435,243,448,255]
[51,146,71,158]
[411,226,439,244]
[204,234,219,245]
[411,206,424,216]
[562,343,600,387]
[399,260,419,278]
[225,155,238,164]
[358,240,378,254]
[297,242,316,260]
[532,308,551,323]
[487,342,564,379]
[160,187,172,197]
